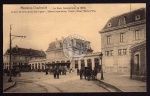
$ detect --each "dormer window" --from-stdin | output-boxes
[107,22,111,27]
[118,16,126,25]
[135,14,141,20]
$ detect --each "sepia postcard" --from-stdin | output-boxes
[3,4,146,93]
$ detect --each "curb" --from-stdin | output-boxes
[96,79,123,92]
[3,81,16,92]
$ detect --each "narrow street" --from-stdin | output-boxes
[4,71,108,93]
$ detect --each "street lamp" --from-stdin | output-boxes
[8,24,26,82]
[99,52,104,80]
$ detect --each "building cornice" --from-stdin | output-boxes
[99,19,146,33]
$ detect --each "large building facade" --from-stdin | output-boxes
[3,45,46,71]
[29,37,102,71]
[99,8,146,74]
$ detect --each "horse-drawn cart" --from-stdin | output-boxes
[3,68,21,77]
[83,67,98,81]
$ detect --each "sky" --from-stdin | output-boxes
[3,4,146,54]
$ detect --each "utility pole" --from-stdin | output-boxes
[130,4,131,12]
[8,24,12,82]
[8,24,26,82]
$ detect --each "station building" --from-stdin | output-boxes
[29,38,102,72]
[99,8,146,75]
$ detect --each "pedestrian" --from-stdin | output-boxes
[53,67,57,79]
[84,68,87,79]
[77,69,79,75]
[45,69,48,75]
[56,68,59,79]
[59,66,62,75]
[80,68,83,79]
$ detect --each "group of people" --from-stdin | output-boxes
[45,66,67,79]
[77,67,98,81]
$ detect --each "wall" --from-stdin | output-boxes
[101,23,146,74]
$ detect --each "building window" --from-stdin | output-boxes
[32,64,34,70]
[56,61,60,63]
[105,51,109,56]
[81,60,85,68]
[123,49,127,55]
[120,33,124,42]
[118,49,122,55]
[35,64,37,69]
[87,59,92,68]
[135,30,140,40]
[75,60,78,69]
[61,61,65,63]
[107,35,111,44]
[118,17,126,25]
[38,63,40,69]
[94,58,99,68]
[109,50,113,56]
[135,14,141,20]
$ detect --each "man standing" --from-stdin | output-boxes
[80,68,83,79]
[56,67,59,79]
[45,68,48,75]
[53,66,57,79]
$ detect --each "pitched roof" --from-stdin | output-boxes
[102,8,146,30]
[5,46,46,57]
[46,40,62,51]
[46,38,91,52]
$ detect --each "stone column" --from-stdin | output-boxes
[78,60,81,70]
[91,58,94,70]
[84,58,87,67]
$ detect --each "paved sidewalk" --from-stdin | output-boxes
[3,76,16,92]
[97,73,147,92]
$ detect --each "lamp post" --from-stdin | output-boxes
[99,52,104,80]
[8,24,26,82]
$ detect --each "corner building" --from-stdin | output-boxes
[3,45,46,72]
[99,8,146,74]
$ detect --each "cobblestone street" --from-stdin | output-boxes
[4,71,108,93]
